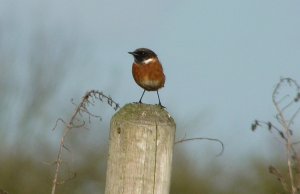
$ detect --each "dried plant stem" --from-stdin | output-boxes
[252,77,300,193]
[51,90,119,194]
[51,97,85,194]
[274,102,296,194]
[175,137,224,156]
[272,78,299,194]
[51,128,68,194]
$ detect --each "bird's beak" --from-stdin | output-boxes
[128,51,137,56]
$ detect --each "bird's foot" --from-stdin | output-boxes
[158,103,165,109]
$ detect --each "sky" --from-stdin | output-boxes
[1,0,300,172]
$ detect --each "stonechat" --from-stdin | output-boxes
[128,48,165,107]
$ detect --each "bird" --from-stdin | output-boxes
[128,48,166,107]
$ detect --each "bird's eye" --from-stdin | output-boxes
[141,52,145,55]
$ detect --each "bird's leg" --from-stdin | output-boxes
[156,91,165,108]
[138,90,146,103]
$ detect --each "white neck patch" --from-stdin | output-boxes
[143,58,154,64]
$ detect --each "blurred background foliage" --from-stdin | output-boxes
[0,1,299,194]
[0,38,294,193]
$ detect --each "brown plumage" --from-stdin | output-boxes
[129,48,165,107]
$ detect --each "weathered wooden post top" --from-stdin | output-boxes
[104,103,176,194]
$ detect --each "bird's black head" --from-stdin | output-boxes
[128,48,157,63]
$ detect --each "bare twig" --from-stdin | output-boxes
[269,165,290,193]
[272,78,300,194]
[52,118,67,131]
[251,120,287,142]
[51,90,119,194]
[175,137,224,156]
[288,107,300,129]
[252,77,300,194]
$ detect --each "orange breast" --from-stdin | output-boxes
[132,59,165,91]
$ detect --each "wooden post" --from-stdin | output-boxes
[104,103,176,194]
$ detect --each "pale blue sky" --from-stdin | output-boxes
[1,0,300,173]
